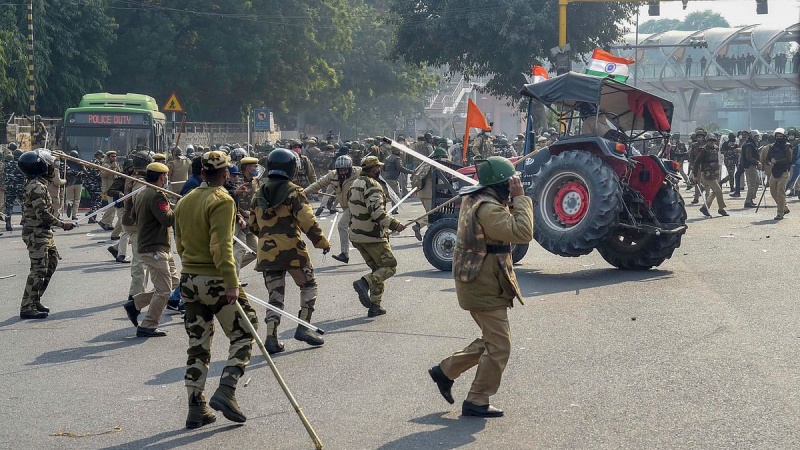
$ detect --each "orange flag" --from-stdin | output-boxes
[531,65,549,83]
[462,98,492,164]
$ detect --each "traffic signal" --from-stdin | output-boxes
[648,1,660,16]
[682,0,689,9]
[756,0,768,14]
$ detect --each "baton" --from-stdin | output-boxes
[74,187,144,225]
[382,138,478,187]
[402,195,460,228]
[388,187,419,214]
[233,234,256,255]
[755,172,769,213]
[322,212,339,263]
[244,293,325,335]
[233,301,324,450]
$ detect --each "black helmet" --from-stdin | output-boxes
[424,132,432,141]
[19,149,55,178]
[13,149,23,159]
[131,151,153,170]
[267,148,297,179]
[7,142,18,151]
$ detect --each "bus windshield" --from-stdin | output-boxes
[64,127,152,160]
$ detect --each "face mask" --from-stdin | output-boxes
[251,167,262,178]
[492,181,511,201]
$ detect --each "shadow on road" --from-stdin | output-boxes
[28,334,142,366]
[397,269,452,280]
[0,302,120,329]
[517,267,673,298]
[377,412,486,450]
[96,424,243,450]
[146,360,268,386]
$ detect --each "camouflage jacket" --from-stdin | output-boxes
[84,159,103,191]
[4,160,24,190]
[22,176,64,230]
[292,155,317,188]
[248,178,329,271]
[65,162,85,186]
[304,166,362,207]
[347,174,401,243]
[720,142,740,164]
[452,191,533,310]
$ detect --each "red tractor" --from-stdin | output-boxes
[518,72,687,269]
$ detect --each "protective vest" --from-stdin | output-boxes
[699,145,720,179]
[452,192,522,301]
[767,143,791,177]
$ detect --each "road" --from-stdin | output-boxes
[0,190,798,449]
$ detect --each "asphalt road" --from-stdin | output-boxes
[0,190,798,450]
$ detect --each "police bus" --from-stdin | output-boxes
[62,93,168,160]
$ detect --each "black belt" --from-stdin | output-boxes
[486,244,511,254]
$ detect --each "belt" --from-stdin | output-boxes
[486,244,511,254]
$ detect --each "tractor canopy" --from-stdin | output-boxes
[519,72,674,134]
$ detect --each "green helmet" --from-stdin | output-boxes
[431,147,448,159]
[787,127,797,137]
[694,127,707,136]
[476,156,517,186]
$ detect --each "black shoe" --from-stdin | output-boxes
[329,208,338,214]
[115,255,130,263]
[699,206,711,217]
[784,209,790,215]
[5,218,11,232]
[110,236,120,241]
[294,326,325,346]
[462,401,504,418]
[774,215,784,221]
[66,205,72,218]
[428,365,454,404]
[88,217,97,224]
[240,282,248,288]
[353,278,371,308]
[367,303,386,317]
[123,300,140,327]
[166,300,185,312]
[743,202,756,208]
[718,209,729,216]
[412,223,422,241]
[98,221,108,229]
[691,199,699,204]
[35,302,50,313]
[331,253,349,264]
[20,310,48,319]
[107,245,118,259]
[729,192,741,198]
[314,206,324,217]
[136,327,167,337]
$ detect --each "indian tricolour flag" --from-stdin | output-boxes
[531,65,549,83]
[584,48,635,83]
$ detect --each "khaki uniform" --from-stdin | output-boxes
[47,165,66,217]
[692,143,726,212]
[741,141,761,205]
[233,177,259,272]
[439,190,533,406]
[64,162,85,219]
[761,142,793,217]
[347,174,402,305]
[688,141,703,202]
[411,162,438,226]
[175,184,256,395]
[100,160,120,226]
[249,178,329,326]
[121,176,150,295]
[304,167,362,256]
[131,186,177,328]
[169,157,191,193]
[20,176,66,313]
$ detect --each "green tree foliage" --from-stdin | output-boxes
[639,10,729,34]
[0,1,116,117]
[387,0,638,99]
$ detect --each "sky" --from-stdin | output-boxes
[636,0,800,28]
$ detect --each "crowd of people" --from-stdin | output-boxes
[2,132,533,424]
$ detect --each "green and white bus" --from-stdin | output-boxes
[62,93,167,160]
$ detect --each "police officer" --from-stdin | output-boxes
[348,156,406,317]
[512,133,525,156]
[122,162,179,337]
[232,157,261,273]
[687,129,706,204]
[249,148,330,354]
[737,131,761,207]
[669,133,690,185]
[175,150,258,428]
[428,156,533,418]
[288,140,317,189]
[5,144,25,231]
[18,149,75,319]
[383,147,413,200]
[304,155,362,264]
[84,151,104,223]
[98,150,120,230]
[693,134,729,217]
[719,133,740,192]
[169,146,191,194]
[411,148,449,241]
[64,150,85,220]
[117,152,153,293]
[760,128,793,220]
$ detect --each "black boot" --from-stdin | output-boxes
[367,303,386,317]
[412,223,422,241]
[20,309,48,319]
[35,302,50,313]
[264,321,285,354]
[186,390,216,429]
[66,204,72,219]
[428,365,454,404]
[209,385,246,423]
[5,218,11,232]
[331,253,349,264]
[294,308,324,346]
[353,277,371,308]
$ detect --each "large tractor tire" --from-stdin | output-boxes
[511,244,529,264]
[423,217,458,271]
[529,150,623,257]
[597,186,687,270]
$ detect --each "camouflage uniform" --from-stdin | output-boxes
[249,177,329,349]
[347,167,402,309]
[471,133,493,161]
[719,139,740,191]
[233,175,259,272]
[292,155,317,188]
[21,176,66,314]
[84,158,103,215]
[5,157,25,220]
[100,156,120,227]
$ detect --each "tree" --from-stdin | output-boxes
[387,0,638,100]
[639,10,729,34]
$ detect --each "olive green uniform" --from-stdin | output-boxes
[692,142,727,213]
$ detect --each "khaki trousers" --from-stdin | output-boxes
[418,197,432,227]
[65,184,82,217]
[134,251,179,329]
[440,308,511,406]
[769,171,789,215]
[114,209,129,257]
[123,225,148,296]
[101,197,116,226]
[700,174,726,210]
[744,167,760,204]
[336,208,351,256]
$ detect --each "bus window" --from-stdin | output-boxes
[64,127,152,160]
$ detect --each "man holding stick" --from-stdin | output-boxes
[174,150,258,428]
